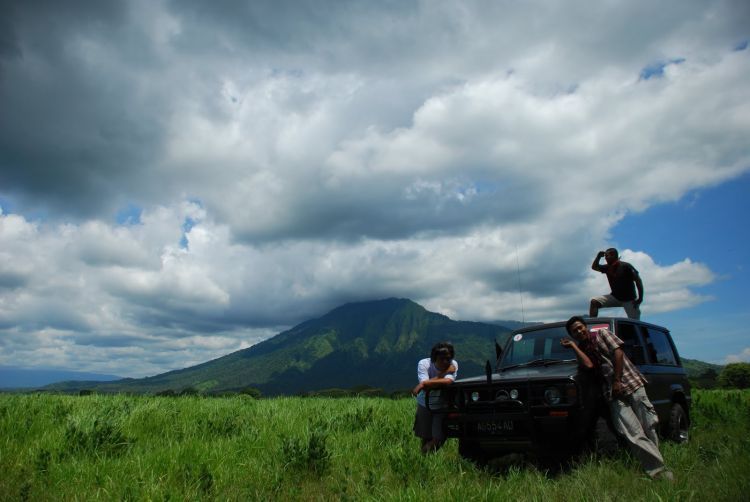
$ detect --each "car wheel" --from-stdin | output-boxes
[667,403,689,443]
[458,439,488,465]
[587,415,621,456]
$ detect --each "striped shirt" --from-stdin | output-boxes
[580,327,647,400]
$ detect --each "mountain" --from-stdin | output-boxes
[0,367,122,390]
[45,298,514,395]
[489,319,543,331]
[681,358,723,378]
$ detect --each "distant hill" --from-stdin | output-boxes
[681,358,723,378]
[41,300,725,396]
[0,367,122,390]
[46,298,514,395]
[489,319,543,331]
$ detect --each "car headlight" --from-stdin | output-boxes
[565,383,578,405]
[471,391,480,402]
[544,387,561,405]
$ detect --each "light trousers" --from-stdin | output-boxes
[609,386,665,476]
[592,294,641,319]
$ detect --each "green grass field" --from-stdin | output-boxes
[1,389,748,500]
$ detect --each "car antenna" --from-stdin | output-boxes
[515,244,525,323]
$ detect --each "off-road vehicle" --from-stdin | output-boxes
[427,317,691,463]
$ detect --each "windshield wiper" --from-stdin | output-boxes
[501,358,577,372]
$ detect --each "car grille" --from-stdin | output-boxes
[459,385,529,412]
[448,379,578,412]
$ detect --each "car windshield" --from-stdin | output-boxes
[499,326,579,369]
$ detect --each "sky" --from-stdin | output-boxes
[0,0,748,379]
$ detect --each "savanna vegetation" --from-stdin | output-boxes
[1,389,748,500]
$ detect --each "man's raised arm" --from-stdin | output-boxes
[591,250,605,271]
[561,338,594,369]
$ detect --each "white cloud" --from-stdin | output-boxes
[0,0,748,376]
[0,207,722,376]
[725,348,750,364]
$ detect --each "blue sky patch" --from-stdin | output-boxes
[612,171,750,362]
[0,197,14,215]
[187,197,204,209]
[180,217,197,249]
[733,40,748,52]
[115,203,143,225]
[639,58,686,80]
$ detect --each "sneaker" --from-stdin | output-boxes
[654,470,675,482]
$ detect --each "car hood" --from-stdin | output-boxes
[455,361,579,384]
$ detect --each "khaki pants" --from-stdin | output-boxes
[609,386,665,476]
[592,294,641,319]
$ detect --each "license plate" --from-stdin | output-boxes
[476,420,515,434]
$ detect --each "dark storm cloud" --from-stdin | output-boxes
[169,0,424,73]
[16,301,92,333]
[228,178,543,243]
[0,1,747,377]
[2,0,747,238]
[124,305,242,334]
[482,267,581,299]
[0,0,166,219]
[0,270,27,290]
[67,333,151,348]
[0,3,21,60]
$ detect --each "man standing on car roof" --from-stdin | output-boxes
[590,248,644,319]
[562,316,673,481]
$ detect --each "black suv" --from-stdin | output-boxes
[428,317,691,462]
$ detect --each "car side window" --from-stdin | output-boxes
[615,322,645,365]
[642,327,678,366]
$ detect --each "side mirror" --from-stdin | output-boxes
[495,341,503,362]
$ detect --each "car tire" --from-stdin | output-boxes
[458,439,488,465]
[667,403,689,443]
[587,415,621,456]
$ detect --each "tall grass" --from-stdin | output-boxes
[0,389,747,500]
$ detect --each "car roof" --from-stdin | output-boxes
[510,317,670,335]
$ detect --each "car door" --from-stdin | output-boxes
[613,320,646,366]
[637,325,683,423]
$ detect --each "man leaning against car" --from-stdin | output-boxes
[561,316,673,481]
